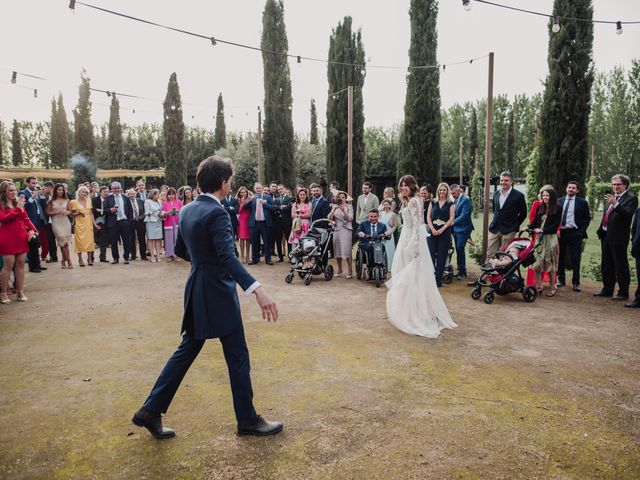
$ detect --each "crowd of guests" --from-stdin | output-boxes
[1,171,639,309]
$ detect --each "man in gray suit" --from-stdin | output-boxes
[356,181,380,225]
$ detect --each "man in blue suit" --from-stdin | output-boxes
[245,182,275,265]
[451,184,474,279]
[20,176,47,273]
[310,183,331,222]
[626,206,640,308]
[133,156,282,439]
[357,209,389,269]
[557,181,591,292]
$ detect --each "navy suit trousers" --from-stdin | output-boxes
[251,221,270,262]
[143,324,258,427]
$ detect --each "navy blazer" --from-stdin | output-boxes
[310,195,331,222]
[356,220,388,250]
[452,195,474,234]
[103,194,134,228]
[174,195,256,339]
[489,188,527,234]
[558,196,591,239]
[221,195,240,231]
[596,191,638,245]
[20,188,45,229]
[631,207,640,258]
[244,194,275,228]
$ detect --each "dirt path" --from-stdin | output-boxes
[0,258,638,479]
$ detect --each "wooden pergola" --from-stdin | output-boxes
[0,167,165,181]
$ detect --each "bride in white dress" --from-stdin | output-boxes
[386,175,457,338]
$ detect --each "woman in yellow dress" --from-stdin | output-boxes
[69,185,99,266]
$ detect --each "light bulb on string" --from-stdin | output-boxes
[11,71,17,84]
[552,16,560,33]
[33,89,38,98]
[297,56,301,64]
[210,37,217,46]
[462,0,472,12]
[68,0,75,10]
[616,21,623,35]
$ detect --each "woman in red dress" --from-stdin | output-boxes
[0,181,37,304]
[236,186,253,264]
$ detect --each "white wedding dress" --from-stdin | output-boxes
[385,196,457,337]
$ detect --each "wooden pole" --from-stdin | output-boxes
[257,107,264,184]
[481,52,494,262]
[347,86,353,198]
[459,136,464,185]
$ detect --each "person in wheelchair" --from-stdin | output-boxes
[357,209,390,270]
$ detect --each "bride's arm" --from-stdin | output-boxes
[409,198,422,258]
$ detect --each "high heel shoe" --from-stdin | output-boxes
[16,292,28,302]
[0,293,11,305]
[546,287,558,298]
[67,262,74,269]
[61,260,67,269]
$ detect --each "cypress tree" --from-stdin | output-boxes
[214,92,227,150]
[11,120,23,166]
[468,106,478,172]
[107,94,124,168]
[506,108,516,174]
[73,70,95,160]
[50,93,70,168]
[538,0,593,190]
[0,121,5,166]
[261,0,295,187]
[162,72,186,187]
[326,16,366,192]
[399,0,441,184]
[310,99,319,145]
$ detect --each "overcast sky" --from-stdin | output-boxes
[1,0,639,133]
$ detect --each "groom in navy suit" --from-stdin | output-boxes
[132,156,282,439]
[451,184,474,279]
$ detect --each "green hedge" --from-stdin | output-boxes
[586,181,640,213]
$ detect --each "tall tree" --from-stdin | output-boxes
[506,108,516,173]
[214,92,226,150]
[73,70,95,160]
[50,93,70,168]
[310,99,319,145]
[605,66,634,177]
[261,0,295,187]
[107,94,124,168]
[588,72,607,178]
[399,0,441,184]
[468,106,478,172]
[326,16,366,192]
[538,0,593,191]
[11,120,23,166]
[162,72,186,187]
[0,121,6,166]
[628,59,640,179]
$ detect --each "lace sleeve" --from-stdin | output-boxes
[408,197,423,258]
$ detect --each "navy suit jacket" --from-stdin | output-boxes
[558,196,591,239]
[103,194,134,228]
[174,195,256,339]
[221,196,240,232]
[596,191,638,245]
[244,194,275,228]
[356,220,388,249]
[310,195,331,222]
[20,188,45,230]
[630,207,640,258]
[452,195,474,234]
[489,188,527,234]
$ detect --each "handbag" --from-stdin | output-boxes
[291,216,302,234]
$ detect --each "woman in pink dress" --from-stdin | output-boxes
[236,186,252,264]
[288,189,312,245]
[161,187,183,261]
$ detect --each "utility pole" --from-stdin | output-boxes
[257,106,264,184]
[482,52,494,261]
[347,85,353,198]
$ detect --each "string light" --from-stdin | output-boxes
[68,0,76,10]
[616,21,623,35]
[11,71,17,84]
[34,89,38,98]
[462,0,472,12]
[552,16,561,33]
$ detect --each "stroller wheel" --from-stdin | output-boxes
[471,288,481,300]
[522,286,537,303]
[304,274,312,286]
[483,292,495,304]
[443,273,453,285]
[298,271,306,279]
[285,272,294,284]
[324,264,334,281]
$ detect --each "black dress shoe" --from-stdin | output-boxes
[39,266,48,271]
[130,256,137,261]
[248,261,259,265]
[237,416,283,436]
[572,284,581,292]
[100,258,108,263]
[266,261,274,266]
[612,294,629,301]
[111,260,119,264]
[132,408,176,440]
[455,272,467,280]
[556,280,566,287]
[624,300,640,308]
[29,269,42,273]
[277,258,284,263]
[593,291,612,297]
[124,260,130,265]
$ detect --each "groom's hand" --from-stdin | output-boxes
[254,287,279,322]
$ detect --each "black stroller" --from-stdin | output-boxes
[285,219,335,286]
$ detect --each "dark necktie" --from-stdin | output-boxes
[561,198,571,227]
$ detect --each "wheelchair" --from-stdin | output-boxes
[354,234,388,287]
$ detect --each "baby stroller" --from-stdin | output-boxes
[285,219,334,286]
[470,235,539,304]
